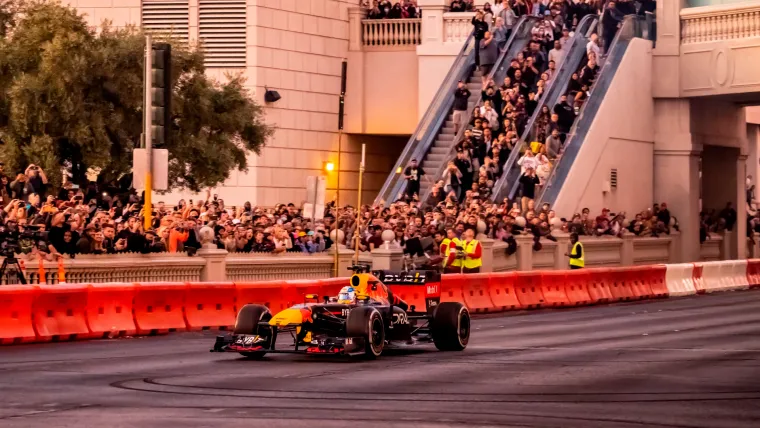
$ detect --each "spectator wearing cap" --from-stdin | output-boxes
[403,159,425,200]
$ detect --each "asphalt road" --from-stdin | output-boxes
[1,292,759,428]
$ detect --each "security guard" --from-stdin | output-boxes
[452,228,482,274]
[566,232,584,269]
[441,228,462,273]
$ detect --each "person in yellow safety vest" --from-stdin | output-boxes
[446,228,482,273]
[566,232,584,269]
[441,228,463,273]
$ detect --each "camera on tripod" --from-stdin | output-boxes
[0,222,49,285]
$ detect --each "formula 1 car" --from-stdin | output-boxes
[211,265,470,359]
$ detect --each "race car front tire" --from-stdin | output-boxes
[346,306,384,358]
[234,304,272,359]
[431,302,470,351]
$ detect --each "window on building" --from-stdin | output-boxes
[199,0,247,68]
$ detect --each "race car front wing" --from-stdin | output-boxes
[211,333,368,356]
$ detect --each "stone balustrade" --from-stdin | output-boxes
[681,2,760,44]
[443,12,475,43]
[2,231,749,285]
[361,18,421,50]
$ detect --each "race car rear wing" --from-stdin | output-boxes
[372,270,442,313]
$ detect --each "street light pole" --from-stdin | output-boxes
[144,34,153,231]
[353,144,365,265]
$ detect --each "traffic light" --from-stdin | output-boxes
[151,43,172,148]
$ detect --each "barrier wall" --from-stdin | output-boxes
[2,260,759,345]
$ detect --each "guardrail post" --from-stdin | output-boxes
[197,246,229,282]
[515,234,534,271]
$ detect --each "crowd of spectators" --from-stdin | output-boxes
[364,0,420,19]
[0,159,678,264]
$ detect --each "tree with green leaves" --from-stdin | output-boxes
[0,0,272,192]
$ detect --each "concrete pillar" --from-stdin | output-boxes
[348,7,366,52]
[417,0,448,45]
[720,230,732,261]
[480,238,494,273]
[371,247,404,271]
[553,232,570,270]
[668,231,681,263]
[620,233,635,266]
[515,234,534,271]
[415,0,460,121]
[747,124,760,195]
[197,247,228,281]
[653,99,701,263]
[737,153,748,259]
[651,0,686,98]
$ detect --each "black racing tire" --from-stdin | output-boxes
[234,304,272,359]
[431,302,470,351]
[346,306,385,359]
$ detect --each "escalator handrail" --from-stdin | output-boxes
[374,31,476,204]
[535,15,645,207]
[418,15,540,207]
[489,14,599,203]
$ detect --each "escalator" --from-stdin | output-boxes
[375,15,539,205]
[490,14,599,203]
[535,16,651,208]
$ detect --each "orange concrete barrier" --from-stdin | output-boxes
[0,285,38,345]
[747,259,760,288]
[538,271,570,307]
[235,280,291,313]
[32,283,91,341]
[440,274,465,303]
[623,267,654,299]
[514,272,545,309]
[133,282,188,335]
[184,282,236,331]
[86,283,136,338]
[563,270,593,305]
[488,272,522,311]
[459,273,496,313]
[646,265,669,297]
[605,269,635,301]
[586,269,614,303]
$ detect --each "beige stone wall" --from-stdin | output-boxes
[61,0,401,207]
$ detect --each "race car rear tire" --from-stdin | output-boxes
[346,307,384,358]
[234,304,272,359]
[431,302,470,351]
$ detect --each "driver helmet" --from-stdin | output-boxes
[337,286,356,304]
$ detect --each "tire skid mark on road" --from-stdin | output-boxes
[109,377,760,403]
